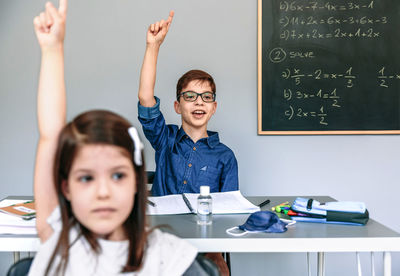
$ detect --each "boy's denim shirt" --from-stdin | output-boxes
[138,97,239,196]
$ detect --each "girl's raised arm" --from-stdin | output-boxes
[33,0,68,242]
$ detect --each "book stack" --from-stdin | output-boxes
[0,199,37,235]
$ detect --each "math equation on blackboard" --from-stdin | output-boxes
[260,0,400,131]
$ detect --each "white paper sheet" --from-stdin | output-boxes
[0,225,37,235]
[147,190,260,215]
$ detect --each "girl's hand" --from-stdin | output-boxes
[33,0,67,51]
[146,10,174,46]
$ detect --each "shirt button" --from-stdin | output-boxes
[193,147,196,151]
[183,180,187,184]
[188,163,192,168]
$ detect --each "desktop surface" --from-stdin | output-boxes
[1,196,400,253]
[148,196,400,252]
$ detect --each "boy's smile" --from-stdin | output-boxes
[192,109,206,119]
[174,80,217,140]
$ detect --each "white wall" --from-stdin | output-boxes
[1,1,399,275]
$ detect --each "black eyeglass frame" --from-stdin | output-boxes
[177,91,216,102]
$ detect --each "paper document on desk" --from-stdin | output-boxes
[0,199,37,235]
[147,190,260,215]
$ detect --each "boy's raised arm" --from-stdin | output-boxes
[138,11,174,107]
[33,0,67,242]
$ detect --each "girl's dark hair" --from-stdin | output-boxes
[46,110,147,275]
[176,69,216,100]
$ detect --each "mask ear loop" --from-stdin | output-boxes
[128,127,144,166]
[281,218,296,226]
[225,226,248,237]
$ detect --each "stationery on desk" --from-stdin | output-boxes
[0,199,37,235]
[0,200,36,220]
[147,190,260,215]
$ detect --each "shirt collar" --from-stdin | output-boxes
[204,131,219,148]
[176,127,188,142]
[176,128,220,148]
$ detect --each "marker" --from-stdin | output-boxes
[281,209,290,215]
[275,206,290,213]
[271,201,290,211]
[287,210,298,216]
[258,199,270,208]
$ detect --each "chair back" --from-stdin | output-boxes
[7,257,34,276]
[183,254,221,276]
[146,171,155,192]
[146,171,155,184]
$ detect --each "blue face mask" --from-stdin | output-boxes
[226,211,295,236]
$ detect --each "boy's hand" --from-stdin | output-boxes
[33,0,67,51]
[147,10,174,46]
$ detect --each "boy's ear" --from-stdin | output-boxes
[61,180,71,201]
[174,100,182,114]
[211,101,217,115]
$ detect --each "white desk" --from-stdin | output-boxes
[2,196,400,276]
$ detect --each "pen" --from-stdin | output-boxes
[147,199,156,207]
[258,199,270,208]
[271,201,290,211]
[182,193,195,214]
[22,215,36,221]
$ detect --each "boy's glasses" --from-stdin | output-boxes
[178,91,216,103]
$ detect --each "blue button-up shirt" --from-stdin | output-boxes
[138,97,239,196]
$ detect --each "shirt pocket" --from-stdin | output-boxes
[197,165,221,192]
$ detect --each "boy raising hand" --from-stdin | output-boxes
[138,11,239,197]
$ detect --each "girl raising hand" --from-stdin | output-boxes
[30,2,198,275]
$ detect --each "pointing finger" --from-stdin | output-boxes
[167,10,174,24]
[58,0,68,17]
[46,1,61,21]
[166,10,174,30]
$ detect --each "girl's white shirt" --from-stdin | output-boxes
[28,207,197,276]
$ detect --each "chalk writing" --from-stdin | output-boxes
[280,28,380,40]
[377,67,400,88]
[259,0,400,132]
[279,16,387,28]
[284,105,329,125]
[281,67,355,87]
[279,1,374,12]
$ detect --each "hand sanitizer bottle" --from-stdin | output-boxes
[197,186,212,225]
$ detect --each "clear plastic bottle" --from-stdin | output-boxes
[197,186,212,225]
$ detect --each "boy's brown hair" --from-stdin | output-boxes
[176,69,216,100]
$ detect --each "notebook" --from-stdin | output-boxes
[0,200,36,220]
[147,190,260,215]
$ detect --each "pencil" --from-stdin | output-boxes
[147,199,156,207]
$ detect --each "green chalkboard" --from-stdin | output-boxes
[258,0,400,134]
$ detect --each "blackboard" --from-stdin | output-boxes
[258,0,400,134]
